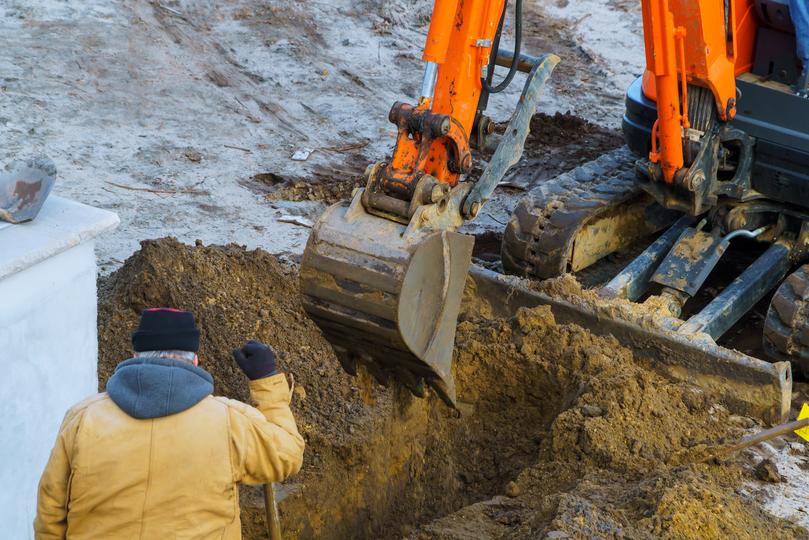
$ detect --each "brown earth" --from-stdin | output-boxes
[257,153,369,205]
[97,238,805,540]
[97,238,562,539]
[520,112,622,164]
[415,307,806,539]
[480,111,623,190]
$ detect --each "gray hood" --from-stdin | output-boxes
[106,357,214,419]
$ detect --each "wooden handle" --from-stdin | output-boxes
[263,483,282,540]
[706,417,809,461]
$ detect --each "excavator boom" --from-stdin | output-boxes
[301,0,557,404]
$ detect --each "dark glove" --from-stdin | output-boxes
[233,340,278,380]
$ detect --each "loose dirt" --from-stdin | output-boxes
[257,155,369,205]
[97,238,805,539]
[416,307,806,539]
[495,111,624,192]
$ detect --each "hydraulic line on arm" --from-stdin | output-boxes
[482,0,523,95]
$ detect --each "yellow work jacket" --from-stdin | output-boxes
[34,362,304,540]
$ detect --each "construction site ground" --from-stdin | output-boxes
[5,1,809,538]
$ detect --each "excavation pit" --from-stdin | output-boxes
[97,239,805,539]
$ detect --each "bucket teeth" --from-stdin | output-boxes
[300,189,473,407]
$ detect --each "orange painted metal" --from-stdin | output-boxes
[382,103,473,197]
[644,0,685,183]
[641,0,759,182]
[431,0,506,136]
[385,0,507,192]
[423,0,460,64]
[733,0,758,74]
[641,0,757,102]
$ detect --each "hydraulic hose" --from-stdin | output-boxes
[482,0,523,94]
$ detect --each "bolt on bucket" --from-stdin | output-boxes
[300,188,474,406]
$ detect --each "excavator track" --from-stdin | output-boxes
[502,147,677,279]
[764,264,809,377]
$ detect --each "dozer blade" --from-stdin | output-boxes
[300,188,474,406]
[467,264,792,424]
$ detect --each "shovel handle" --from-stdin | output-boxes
[707,417,809,461]
[263,483,282,540]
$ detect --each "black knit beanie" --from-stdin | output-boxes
[132,308,200,353]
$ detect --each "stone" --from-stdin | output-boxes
[582,404,604,417]
[755,459,781,483]
[505,480,521,498]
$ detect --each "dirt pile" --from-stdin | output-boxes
[522,112,622,162]
[415,306,805,539]
[97,238,366,434]
[258,156,369,205]
[534,273,685,328]
[97,239,803,539]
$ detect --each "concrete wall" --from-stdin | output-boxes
[0,197,117,539]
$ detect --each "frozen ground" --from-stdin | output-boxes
[0,0,643,271]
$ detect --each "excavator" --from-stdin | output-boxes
[301,0,809,418]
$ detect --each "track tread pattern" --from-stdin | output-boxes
[764,265,809,376]
[502,147,643,278]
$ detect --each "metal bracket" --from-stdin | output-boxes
[462,53,560,218]
[678,240,793,339]
[652,224,767,297]
[599,215,694,301]
[637,123,756,216]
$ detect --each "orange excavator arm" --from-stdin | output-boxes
[642,0,756,184]
[300,0,558,405]
[382,0,506,199]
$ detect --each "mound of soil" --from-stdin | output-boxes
[523,112,622,162]
[260,159,367,205]
[416,307,805,538]
[97,238,365,443]
[97,238,803,539]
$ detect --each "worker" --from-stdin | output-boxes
[792,0,809,96]
[33,308,304,539]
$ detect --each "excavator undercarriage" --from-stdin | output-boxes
[300,0,809,423]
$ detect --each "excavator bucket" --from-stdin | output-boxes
[300,188,474,406]
[299,52,559,406]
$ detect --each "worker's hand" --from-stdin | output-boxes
[233,341,278,380]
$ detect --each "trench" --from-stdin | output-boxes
[96,238,573,539]
[258,336,576,539]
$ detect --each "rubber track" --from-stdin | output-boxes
[764,264,809,376]
[502,147,644,278]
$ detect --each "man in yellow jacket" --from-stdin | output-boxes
[34,308,305,539]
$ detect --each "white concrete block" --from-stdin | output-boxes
[0,196,118,539]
